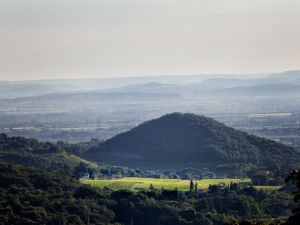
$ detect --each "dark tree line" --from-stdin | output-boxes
[0,162,298,225]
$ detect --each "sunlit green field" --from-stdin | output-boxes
[81,177,252,191]
[253,186,282,191]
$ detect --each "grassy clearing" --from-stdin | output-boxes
[81,177,252,191]
[254,186,282,191]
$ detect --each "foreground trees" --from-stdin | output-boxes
[284,170,300,225]
[0,162,298,225]
[227,170,300,225]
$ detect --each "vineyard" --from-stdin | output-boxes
[253,186,282,191]
[81,177,253,191]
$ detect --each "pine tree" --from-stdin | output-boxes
[190,179,194,192]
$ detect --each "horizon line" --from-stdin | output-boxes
[2,70,298,82]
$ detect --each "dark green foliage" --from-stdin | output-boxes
[283,170,300,225]
[84,113,300,169]
[0,131,298,225]
[0,162,116,225]
[0,133,80,176]
[190,180,194,192]
[0,133,60,153]
[0,162,296,225]
[0,133,141,179]
[225,170,300,225]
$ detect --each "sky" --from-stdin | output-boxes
[0,0,300,80]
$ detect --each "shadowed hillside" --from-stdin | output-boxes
[0,133,101,177]
[84,113,300,169]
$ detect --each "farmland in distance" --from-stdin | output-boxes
[81,177,255,191]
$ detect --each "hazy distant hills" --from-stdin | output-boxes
[208,83,300,97]
[0,71,281,99]
[101,70,300,97]
[101,82,182,94]
[265,70,300,83]
[2,70,300,103]
[83,113,299,169]
[0,73,261,99]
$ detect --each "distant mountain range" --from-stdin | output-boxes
[100,70,300,97]
[0,73,264,99]
[2,70,300,99]
[83,113,300,169]
[2,70,300,104]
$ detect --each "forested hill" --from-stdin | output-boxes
[0,133,100,176]
[0,133,145,179]
[84,113,300,169]
[2,162,299,225]
[0,162,134,225]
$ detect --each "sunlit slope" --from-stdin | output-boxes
[81,177,252,191]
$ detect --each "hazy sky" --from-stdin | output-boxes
[0,0,300,80]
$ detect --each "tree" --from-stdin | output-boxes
[284,169,300,225]
[149,183,154,190]
[190,180,194,192]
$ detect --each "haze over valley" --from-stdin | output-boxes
[1,1,300,224]
[1,70,300,152]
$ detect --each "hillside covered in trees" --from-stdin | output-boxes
[1,114,300,224]
[0,133,100,177]
[84,113,300,169]
[0,128,299,224]
[1,162,299,225]
[0,134,142,179]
